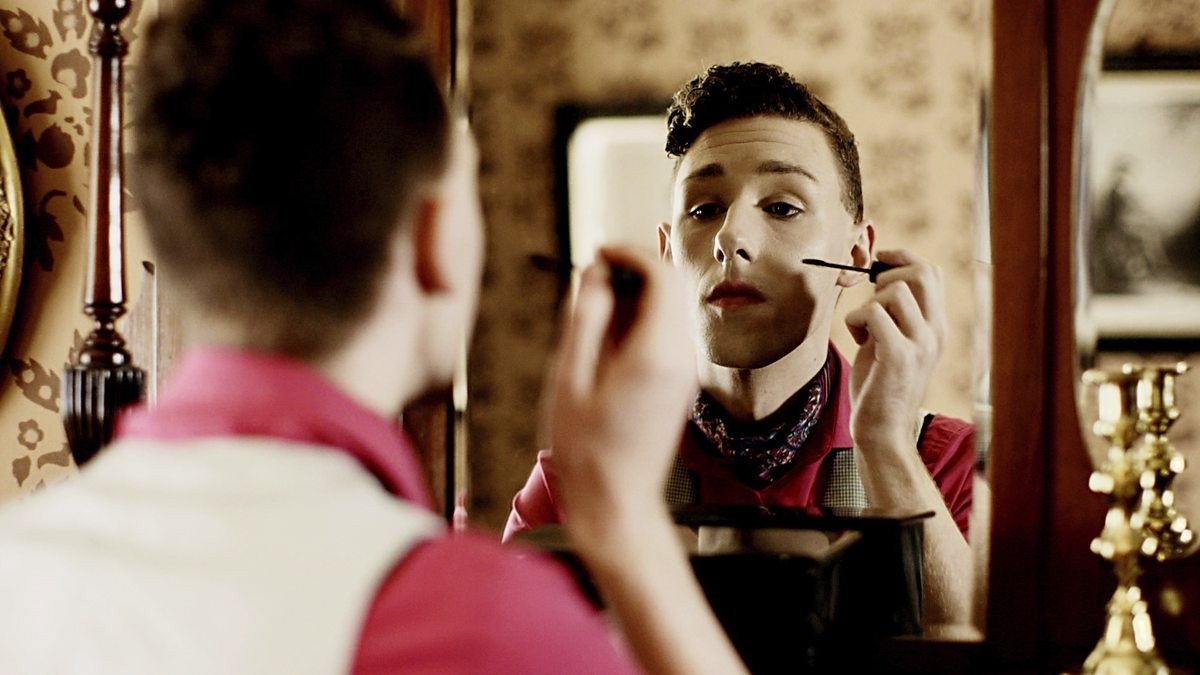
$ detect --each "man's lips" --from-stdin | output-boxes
[706,281,766,309]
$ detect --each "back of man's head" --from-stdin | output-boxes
[665,62,863,223]
[134,0,449,359]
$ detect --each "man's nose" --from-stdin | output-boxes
[712,205,756,264]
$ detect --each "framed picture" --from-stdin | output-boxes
[1086,66,1200,345]
[550,104,674,292]
[0,111,23,357]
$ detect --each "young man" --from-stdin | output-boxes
[0,2,747,673]
[504,62,979,631]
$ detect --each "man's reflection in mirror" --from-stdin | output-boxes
[505,62,985,633]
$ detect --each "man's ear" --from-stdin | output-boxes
[657,222,673,262]
[837,220,875,288]
[413,196,451,293]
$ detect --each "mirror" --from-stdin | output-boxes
[1076,0,1200,525]
[465,0,992,636]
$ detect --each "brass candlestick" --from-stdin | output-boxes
[1134,364,1194,563]
[1081,363,1192,675]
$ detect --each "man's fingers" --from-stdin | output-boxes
[845,301,906,353]
[872,249,946,342]
[845,307,871,346]
[873,282,938,346]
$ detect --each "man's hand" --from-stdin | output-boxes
[547,246,697,538]
[843,248,974,631]
[844,248,947,450]
[543,246,747,675]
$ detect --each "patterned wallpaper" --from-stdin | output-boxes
[1107,0,1200,52]
[0,0,156,502]
[466,0,991,532]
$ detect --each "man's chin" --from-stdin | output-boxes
[700,329,825,370]
[704,348,789,371]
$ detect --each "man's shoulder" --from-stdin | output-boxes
[919,413,975,456]
[915,412,976,474]
[355,530,636,674]
[394,530,584,595]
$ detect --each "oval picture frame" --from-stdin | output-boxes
[0,112,24,358]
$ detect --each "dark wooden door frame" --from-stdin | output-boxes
[399,0,459,521]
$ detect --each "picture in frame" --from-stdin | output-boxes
[552,104,674,293]
[0,110,23,358]
[1087,64,1200,344]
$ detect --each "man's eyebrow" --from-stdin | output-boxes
[757,160,818,182]
[683,162,724,181]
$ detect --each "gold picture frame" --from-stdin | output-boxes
[0,111,24,357]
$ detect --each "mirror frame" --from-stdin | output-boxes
[987,0,1106,666]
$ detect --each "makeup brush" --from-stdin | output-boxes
[801,258,896,283]
[529,253,644,342]
[530,254,643,297]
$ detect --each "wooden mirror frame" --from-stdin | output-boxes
[398,0,461,521]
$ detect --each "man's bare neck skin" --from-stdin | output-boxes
[698,333,829,422]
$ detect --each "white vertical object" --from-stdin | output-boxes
[566,116,676,267]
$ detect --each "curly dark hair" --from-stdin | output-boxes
[666,62,863,222]
[133,0,449,359]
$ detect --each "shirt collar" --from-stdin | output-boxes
[115,346,433,509]
[822,343,855,449]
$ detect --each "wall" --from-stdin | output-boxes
[466,0,990,532]
[1107,0,1200,51]
[0,0,155,500]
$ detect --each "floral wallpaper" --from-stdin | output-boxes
[1107,0,1200,52]
[0,0,156,501]
[465,0,991,532]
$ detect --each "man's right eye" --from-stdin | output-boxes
[688,203,724,220]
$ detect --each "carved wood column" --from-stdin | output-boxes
[62,0,145,466]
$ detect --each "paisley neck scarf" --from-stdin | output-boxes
[691,350,833,489]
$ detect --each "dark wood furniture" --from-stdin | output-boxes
[398,0,461,520]
[62,0,145,466]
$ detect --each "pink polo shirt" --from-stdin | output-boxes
[503,347,975,543]
[117,348,637,675]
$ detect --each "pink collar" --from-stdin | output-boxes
[677,343,855,503]
[824,343,855,450]
[116,346,433,509]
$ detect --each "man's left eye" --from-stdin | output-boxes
[764,202,802,218]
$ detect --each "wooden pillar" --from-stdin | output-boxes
[62,0,146,467]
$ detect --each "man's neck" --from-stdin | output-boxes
[698,338,829,423]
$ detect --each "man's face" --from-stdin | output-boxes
[659,116,869,369]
